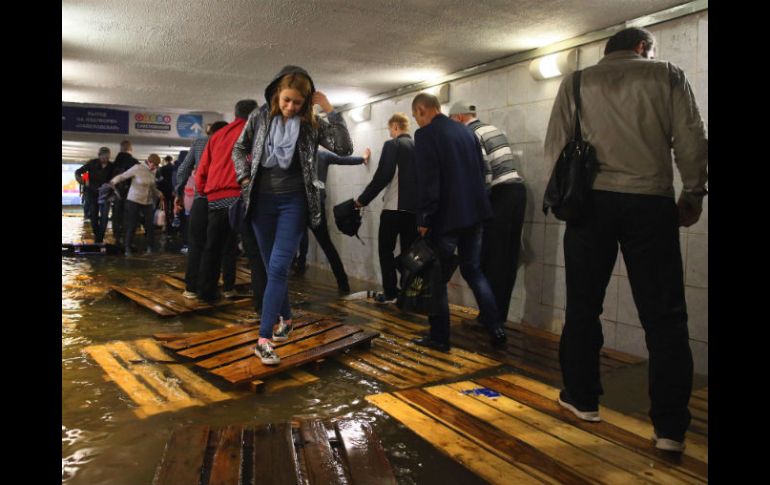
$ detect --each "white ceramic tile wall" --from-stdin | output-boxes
[614,323,649,359]
[600,319,617,349]
[690,339,708,376]
[311,11,708,374]
[603,275,620,323]
[686,286,708,343]
[686,233,708,289]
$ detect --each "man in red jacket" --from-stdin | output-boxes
[195,99,265,303]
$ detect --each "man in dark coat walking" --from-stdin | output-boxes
[410,93,506,352]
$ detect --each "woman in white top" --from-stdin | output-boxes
[111,153,164,256]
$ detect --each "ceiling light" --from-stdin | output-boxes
[529,49,578,81]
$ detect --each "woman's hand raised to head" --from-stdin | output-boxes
[312,91,334,114]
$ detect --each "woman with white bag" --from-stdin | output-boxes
[111,153,164,256]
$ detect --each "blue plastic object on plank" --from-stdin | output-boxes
[461,387,500,398]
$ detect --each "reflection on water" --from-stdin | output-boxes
[61,214,487,485]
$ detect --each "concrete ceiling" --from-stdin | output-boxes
[62,0,690,162]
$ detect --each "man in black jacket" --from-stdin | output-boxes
[355,113,418,303]
[411,93,505,352]
[111,140,139,246]
[75,147,114,243]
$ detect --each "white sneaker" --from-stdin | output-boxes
[182,291,198,299]
[222,290,237,299]
[652,432,686,452]
[557,390,601,422]
[254,340,280,365]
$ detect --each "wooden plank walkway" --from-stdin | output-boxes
[111,283,252,317]
[84,338,319,418]
[62,242,122,256]
[153,419,397,485]
[158,312,380,386]
[327,300,503,389]
[367,372,708,485]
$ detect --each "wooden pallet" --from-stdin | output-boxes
[326,297,643,387]
[84,338,319,418]
[111,283,252,317]
[325,301,502,389]
[153,418,397,485]
[62,242,122,255]
[84,338,244,418]
[158,314,380,386]
[163,268,253,290]
[367,372,708,485]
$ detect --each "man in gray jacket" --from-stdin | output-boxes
[544,27,707,453]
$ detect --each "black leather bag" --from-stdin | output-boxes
[400,237,437,276]
[543,70,598,222]
[333,198,363,241]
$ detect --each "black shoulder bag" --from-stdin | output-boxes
[542,70,598,222]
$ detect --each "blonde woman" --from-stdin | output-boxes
[232,66,352,364]
[111,154,164,256]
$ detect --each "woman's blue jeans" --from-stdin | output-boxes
[251,191,307,338]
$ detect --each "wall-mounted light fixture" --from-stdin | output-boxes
[423,84,451,104]
[349,104,371,123]
[529,49,578,81]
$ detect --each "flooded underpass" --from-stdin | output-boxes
[61,213,490,485]
[62,212,708,485]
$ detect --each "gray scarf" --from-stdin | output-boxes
[262,116,300,169]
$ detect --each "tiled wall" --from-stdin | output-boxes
[313,11,708,375]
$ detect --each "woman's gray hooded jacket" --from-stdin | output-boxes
[231,65,353,228]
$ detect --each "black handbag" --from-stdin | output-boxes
[333,198,363,241]
[399,237,436,277]
[543,70,598,222]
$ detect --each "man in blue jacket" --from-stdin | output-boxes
[411,93,506,352]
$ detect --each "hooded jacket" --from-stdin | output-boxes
[232,65,353,228]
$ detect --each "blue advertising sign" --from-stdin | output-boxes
[62,106,129,134]
[177,114,205,138]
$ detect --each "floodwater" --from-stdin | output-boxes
[61,213,489,485]
[62,211,706,484]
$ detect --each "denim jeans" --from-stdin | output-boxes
[252,191,307,338]
[561,190,692,440]
[428,224,501,344]
[87,193,110,243]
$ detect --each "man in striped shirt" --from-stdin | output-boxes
[449,101,527,325]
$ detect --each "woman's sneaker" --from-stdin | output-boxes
[272,317,293,342]
[254,341,280,365]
